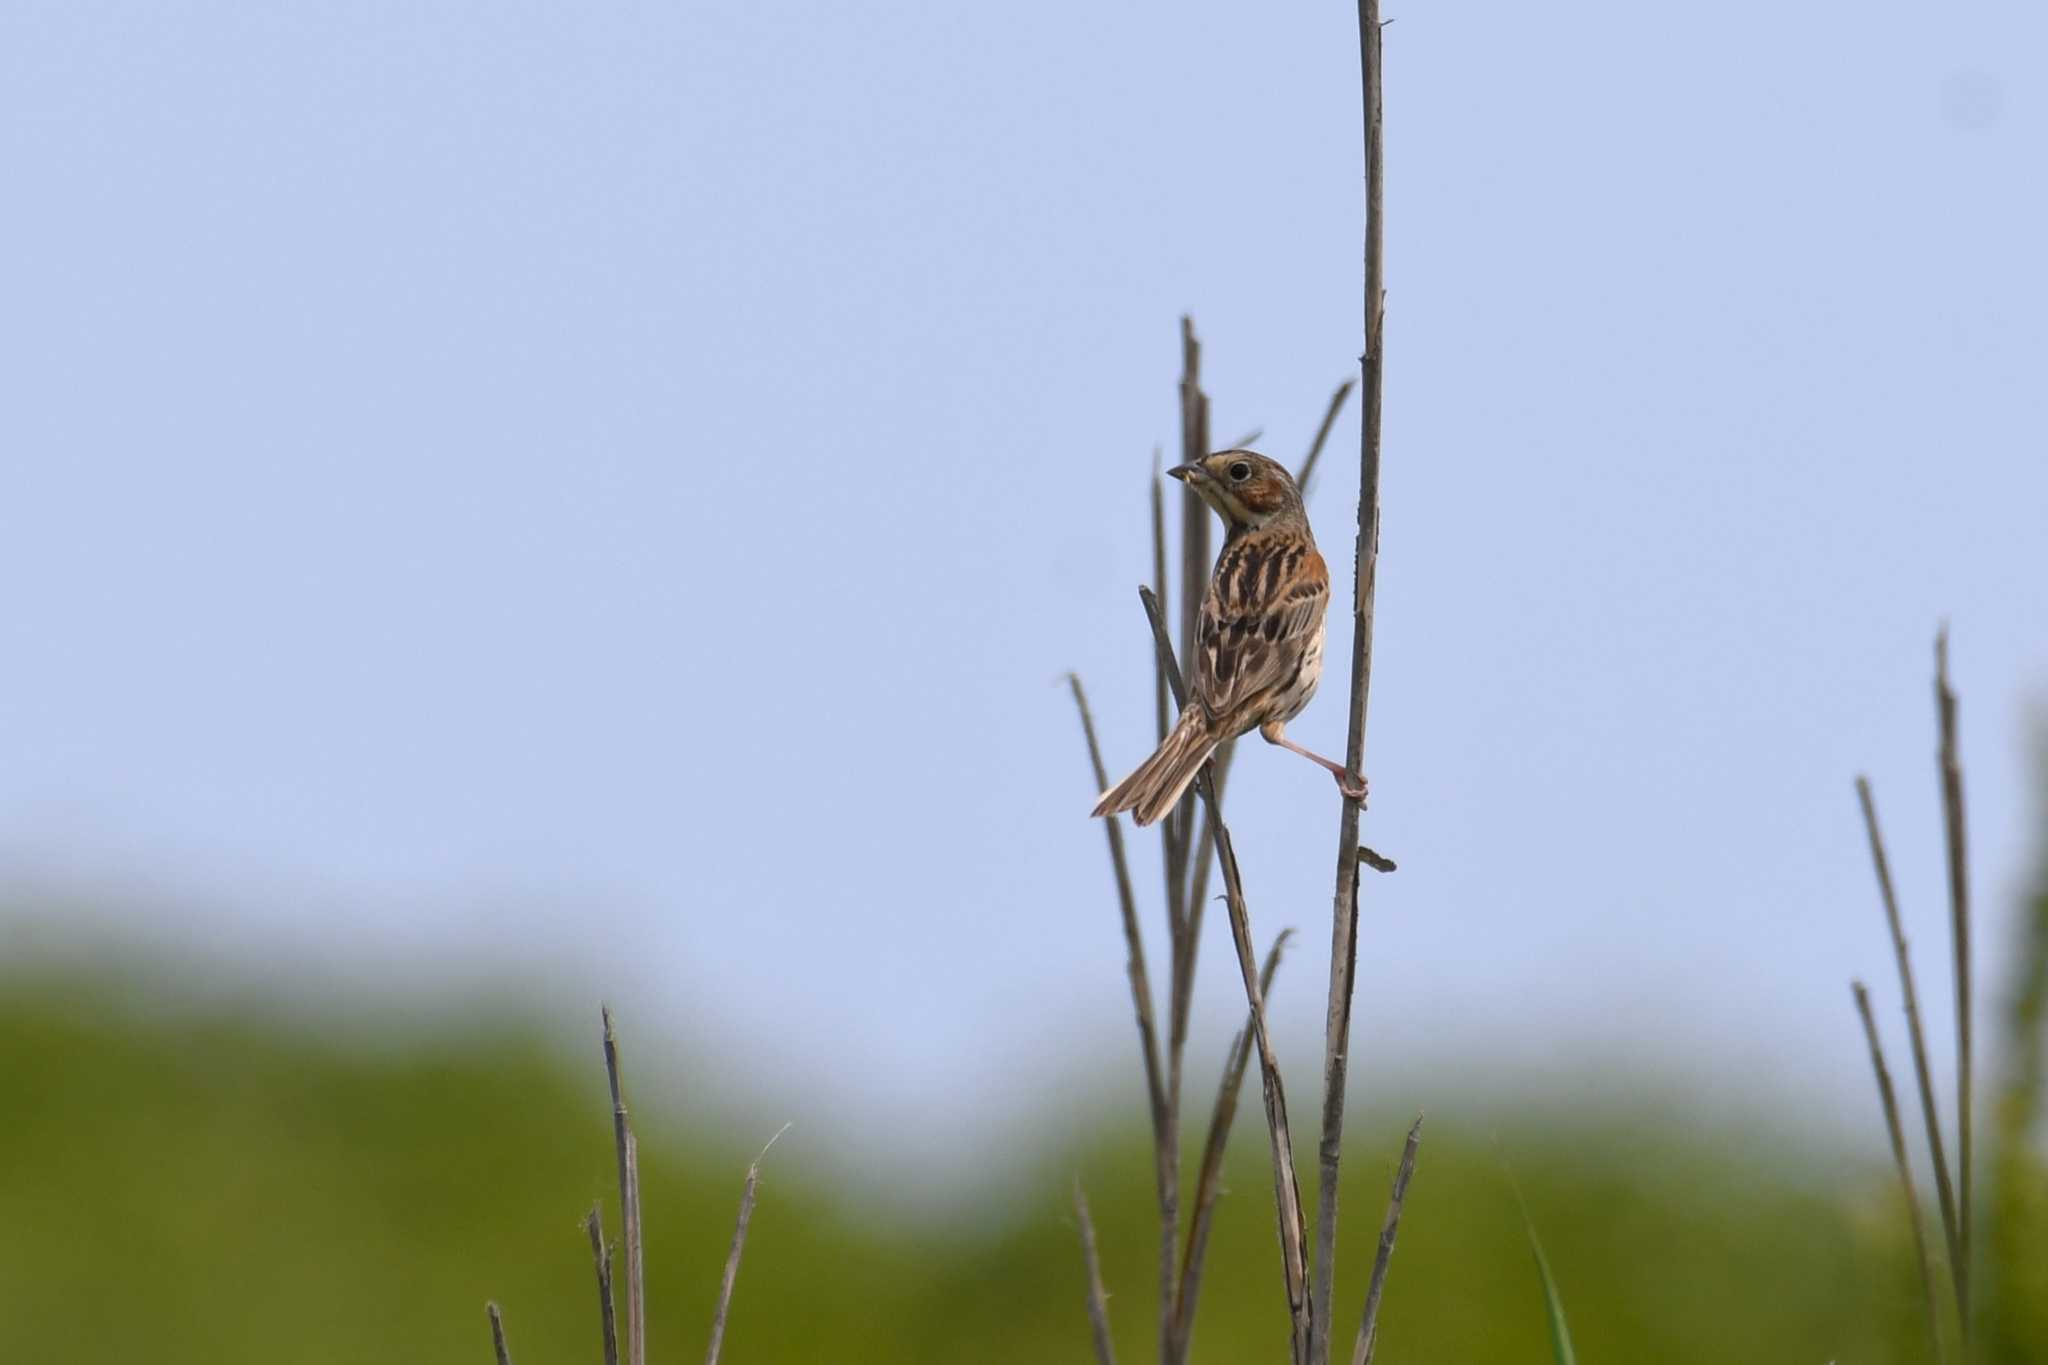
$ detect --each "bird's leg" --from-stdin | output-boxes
[1259,722,1368,803]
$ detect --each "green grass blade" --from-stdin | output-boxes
[1502,1158,1578,1365]
[1525,1221,1578,1365]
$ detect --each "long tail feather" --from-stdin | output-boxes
[1092,710,1218,827]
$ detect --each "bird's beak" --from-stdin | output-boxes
[1167,463,1204,484]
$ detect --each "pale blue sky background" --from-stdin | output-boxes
[2,2,2043,1185]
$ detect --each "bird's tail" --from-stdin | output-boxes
[1092,708,1219,827]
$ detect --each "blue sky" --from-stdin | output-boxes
[2,2,2043,1184]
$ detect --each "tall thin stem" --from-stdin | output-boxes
[1141,586,1312,1363]
[1074,1181,1120,1365]
[586,1206,620,1365]
[1350,1115,1422,1365]
[602,1007,646,1365]
[1173,931,1292,1363]
[1853,982,1950,1365]
[1856,778,1964,1324]
[1067,674,1173,1360]
[1935,627,1972,1339]
[487,1302,515,1365]
[706,1125,787,1365]
[1310,6,1387,1362]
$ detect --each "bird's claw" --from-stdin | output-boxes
[1336,770,1369,805]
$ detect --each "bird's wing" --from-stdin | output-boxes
[1194,536,1329,726]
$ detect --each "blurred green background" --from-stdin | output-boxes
[5,823,2042,1365]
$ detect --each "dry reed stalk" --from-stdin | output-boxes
[602,1007,647,1365]
[1934,627,1973,1338]
[1172,316,1213,888]
[1176,316,1211,721]
[705,1124,789,1365]
[1308,6,1389,1361]
[1140,585,1313,1363]
[1294,380,1357,499]
[1349,1115,1421,1365]
[1158,320,1216,1358]
[487,1302,514,1365]
[1172,931,1292,1363]
[1177,742,1235,1017]
[586,1205,621,1365]
[1069,674,1170,1145]
[1855,778,1964,1317]
[1854,981,1950,1365]
[1074,1180,1120,1365]
[1070,667,1179,1359]
[1151,449,1171,748]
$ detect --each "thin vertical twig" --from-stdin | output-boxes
[1173,931,1292,1364]
[487,1302,514,1365]
[1069,675,1170,1140]
[1068,672,1175,1360]
[1178,742,1235,987]
[1935,626,1973,1339]
[1074,1181,1120,1365]
[1294,379,1357,499]
[1141,587,1313,1364]
[1151,449,1171,748]
[1350,1116,1422,1365]
[1310,7,1388,1363]
[1154,440,1187,958]
[1853,982,1950,1365]
[1172,315,1213,869]
[603,1007,646,1365]
[586,1206,621,1365]
[1157,324,1212,1365]
[706,1124,789,1365]
[1855,779,1964,1316]
[1176,316,1210,703]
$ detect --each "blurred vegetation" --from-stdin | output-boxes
[1983,763,2048,1365]
[5,961,2039,1364]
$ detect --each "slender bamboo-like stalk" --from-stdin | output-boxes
[1173,931,1292,1363]
[1309,6,1388,1361]
[1074,1181,1120,1365]
[706,1124,788,1365]
[1158,322,1218,1362]
[1069,675,1170,1146]
[1855,778,1964,1320]
[1294,379,1357,499]
[587,1206,620,1365]
[602,1007,647,1365]
[1173,316,1213,870]
[1350,1116,1421,1365]
[1176,317,1210,708]
[1853,982,1950,1365]
[1141,586,1313,1363]
[487,1302,514,1365]
[1934,627,1973,1339]
[1071,670,1177,1359]
[1151,449,1171,748]
[1178,743,1234,995]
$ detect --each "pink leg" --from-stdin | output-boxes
[1260,723,1368,803]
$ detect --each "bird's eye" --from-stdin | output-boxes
[1228,461,1251,483]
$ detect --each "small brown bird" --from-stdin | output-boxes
[1093,450,1366,826]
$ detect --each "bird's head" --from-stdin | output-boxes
[1167,450,1304,530]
